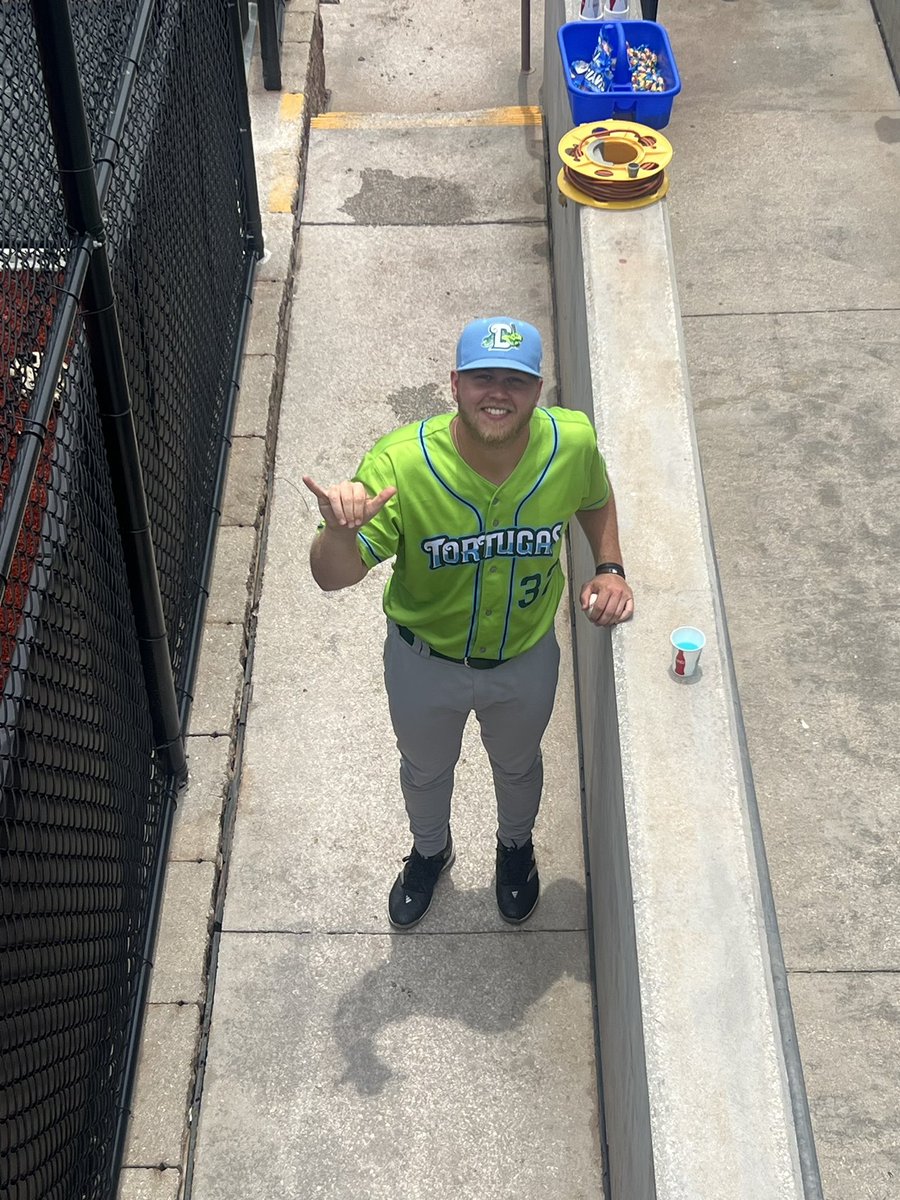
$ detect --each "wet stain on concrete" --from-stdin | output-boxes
[874,116,900,144]
[818,482,841,508]
[387,382,448,425]
[340,168,476,225]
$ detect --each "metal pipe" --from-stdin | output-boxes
[521,0,532,73]
[227,0,265,254]
[94,0,159,208]
[641,0,659,17]
[26,21,103,240]
[29,0,186,783]
[257,0,282,90]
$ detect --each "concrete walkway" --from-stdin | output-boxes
[663,3,900,1197]
[189,20,606,1200]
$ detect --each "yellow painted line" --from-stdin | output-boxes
[269,183,295,213]
[312,106,543,130]
[280,92,306,121]
[268,149,301,213]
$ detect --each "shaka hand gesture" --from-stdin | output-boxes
[302,476,397,530]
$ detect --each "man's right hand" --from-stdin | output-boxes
[302,476,397,530]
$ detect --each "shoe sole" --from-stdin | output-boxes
[497,882,540,925]
[387,845,456,931]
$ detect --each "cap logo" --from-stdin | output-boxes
[481,321,524,352]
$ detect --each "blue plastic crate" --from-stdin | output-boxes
[558,19,681,129]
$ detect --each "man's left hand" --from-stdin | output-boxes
[580,575,634,626]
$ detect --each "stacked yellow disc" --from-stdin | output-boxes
[557,119,673,210]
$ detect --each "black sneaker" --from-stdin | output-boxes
[388,832,455,929]
[496,836,540,924]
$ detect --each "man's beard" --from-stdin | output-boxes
[456,405,532,447]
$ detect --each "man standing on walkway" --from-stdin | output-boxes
[304,317,632,929]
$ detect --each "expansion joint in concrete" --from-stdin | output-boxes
[788,967,900,975]
[684,305,900,319]
[220,926,590,938]
[299,219,547,229]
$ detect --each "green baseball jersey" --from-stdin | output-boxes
[352,406,609,660]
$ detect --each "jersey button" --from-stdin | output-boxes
[491,519,499,527]
[489,566,497,574]
[479,646,486,653]
[485,609,493,616]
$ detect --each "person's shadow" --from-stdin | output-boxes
[333,876,592,1096]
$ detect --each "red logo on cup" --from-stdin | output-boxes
[675,650,686,676]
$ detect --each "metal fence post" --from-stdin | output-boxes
[227,0,266,252]
[258,0,282,90]
[521,0,532,72]
[29,0,187,785]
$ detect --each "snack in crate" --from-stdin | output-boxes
[626,42,665,91]
[569,59,592,91]
[631,66,665,91]
[626,42,659,70]
[582,34,615,92]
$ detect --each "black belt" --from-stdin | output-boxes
[396,624,503,669]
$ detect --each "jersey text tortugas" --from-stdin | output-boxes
[352,407,609,660]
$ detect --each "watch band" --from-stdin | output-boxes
[595,562,626,579]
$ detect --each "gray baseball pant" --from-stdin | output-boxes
[383,620,561,857]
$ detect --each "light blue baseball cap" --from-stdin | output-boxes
[455,317,543,379]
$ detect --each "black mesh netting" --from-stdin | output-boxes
[0,1,255,1196]
[105,0,251,692]
[0,328,164,1200]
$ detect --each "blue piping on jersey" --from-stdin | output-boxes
[498,409,559,660]
[357,530,382,563]
[418,420,484,658]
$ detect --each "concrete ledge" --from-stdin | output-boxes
[206,525,259,625]
[148,862,216,1005]
[118,1168,181,1200]
[544,3,817,1197]
[248,8,326,216]
[232,354,276,438]
[187,624,246,736]
[872,0,900,78]
[123,1004,201,1167]
[171,735,232,862]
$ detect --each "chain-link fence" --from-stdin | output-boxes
[1,1,259,1196]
